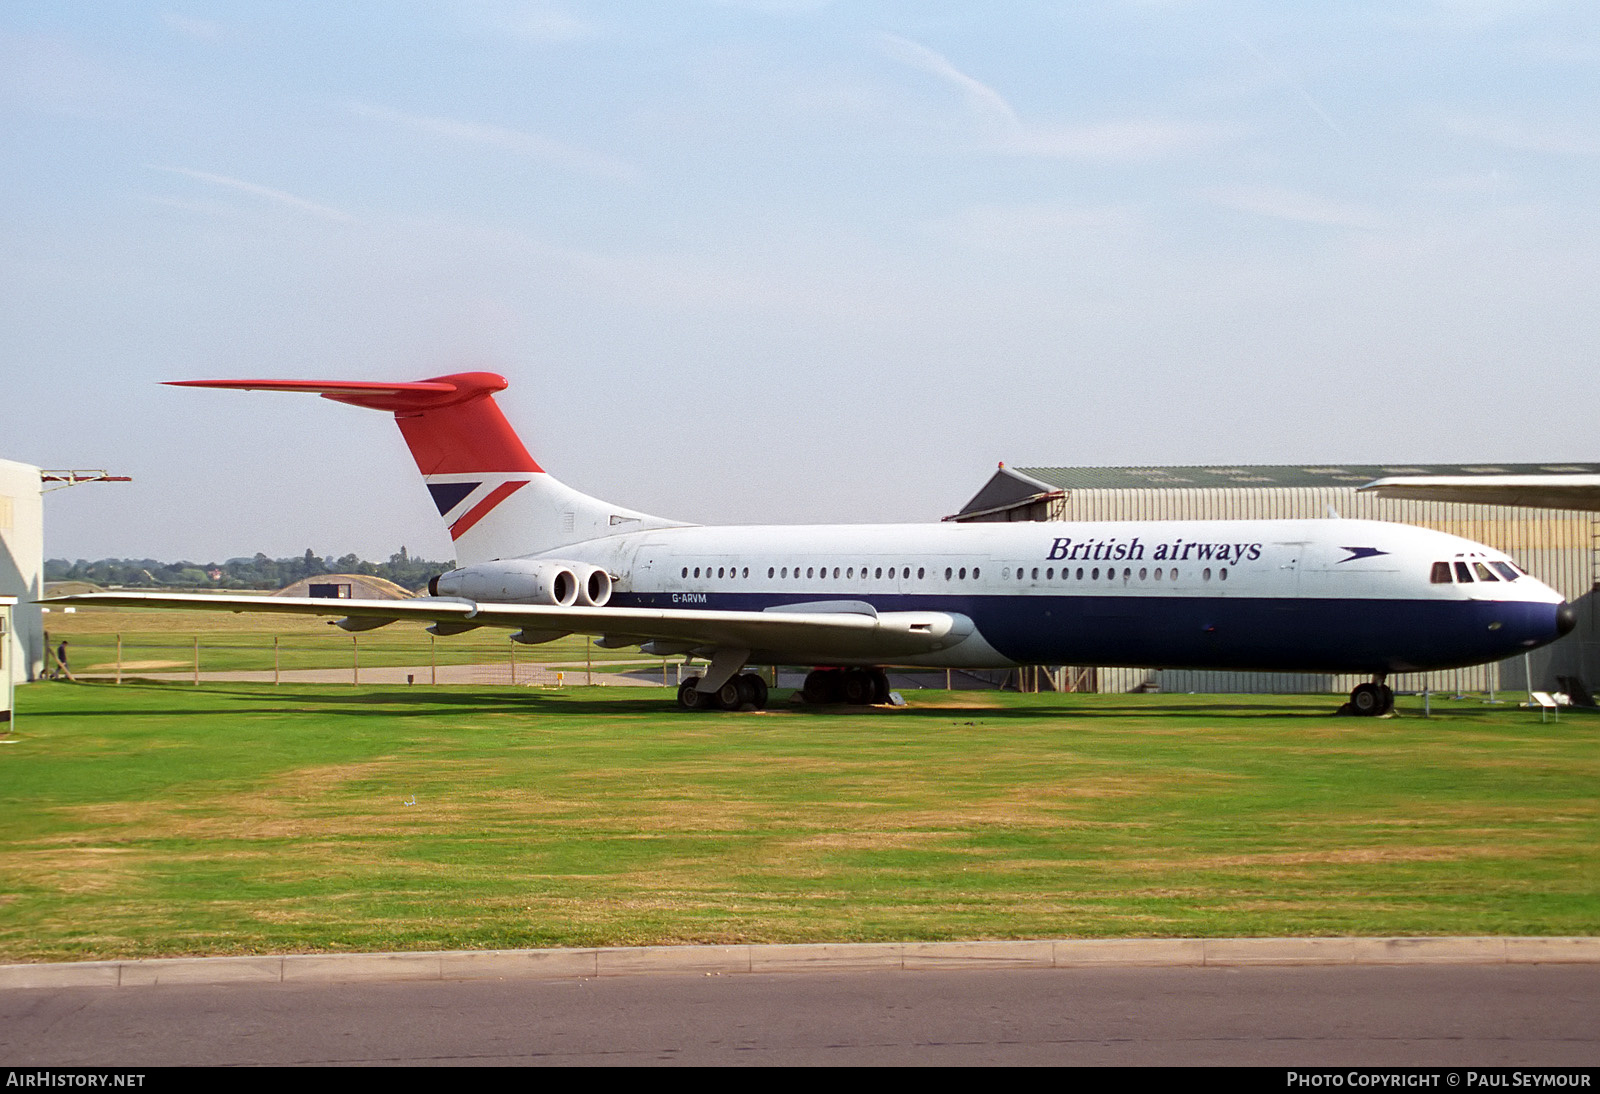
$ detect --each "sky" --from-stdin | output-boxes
[5,1,1598,564]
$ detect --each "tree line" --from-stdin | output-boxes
[44,548,452,593]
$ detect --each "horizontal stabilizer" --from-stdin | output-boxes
[165,374,510,414]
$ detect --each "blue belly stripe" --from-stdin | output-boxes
[607,590,1564,673]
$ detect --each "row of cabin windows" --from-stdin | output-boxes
[677,564,1228,583]
[1015,565,1225,583]
[683,565,933,580]
[1430,560,1522,584]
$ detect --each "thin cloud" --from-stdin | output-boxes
[159,12,225,41]
[151,166,355,222]
[1234,34,1349,142]
[458,1,606,43]
[1445,113,1599,157]
[882,34,1230,161]
[352,102,640,183]
[1205,184,1378,229]
[881,34,1021,134]
[1017,120,1237,161]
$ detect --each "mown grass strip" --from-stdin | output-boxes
[1,683,1594,961]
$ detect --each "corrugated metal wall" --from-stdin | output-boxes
[1048,487,1596,696]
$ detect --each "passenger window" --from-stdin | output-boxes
[1091,568,1099,579]
[1454,562,1474,583]
[945,567,952,580]
[1430,562,1451,584]
[1219,568,1227,581]
[1046,567,1053,580]
[959,567,967,580]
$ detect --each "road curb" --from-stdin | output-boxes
[2,937,1597,989]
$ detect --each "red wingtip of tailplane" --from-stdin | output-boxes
[169,371,540,475]
[165,373,509,414]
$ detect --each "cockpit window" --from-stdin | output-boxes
[1430,562,1451,584]
[1472,562,1500,582]
[1453,561,1474,583]
[1490,562,1520,581]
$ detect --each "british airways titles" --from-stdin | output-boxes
[1046,536,1264,566]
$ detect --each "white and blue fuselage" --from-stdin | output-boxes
[520,517,1571,674]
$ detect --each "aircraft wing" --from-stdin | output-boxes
[1359,474,1600,512]
[39,593,971,662]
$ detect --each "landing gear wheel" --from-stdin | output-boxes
[677,678,709,710]
[1350,682,1391,717]
[803,669,842,705]
[871,669,891,705]
[713,676,746,710]
[738,673,769,710]
[842,669,877,706]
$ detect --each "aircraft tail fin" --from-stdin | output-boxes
[168,373,684,564]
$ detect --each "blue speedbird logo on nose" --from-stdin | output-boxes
[1338,546,1389,563]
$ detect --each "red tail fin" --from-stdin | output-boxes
[169,372,684,564]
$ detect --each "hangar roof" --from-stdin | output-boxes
[1011,462,1600,490]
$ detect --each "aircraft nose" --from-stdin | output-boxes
[1556,601,1578,637]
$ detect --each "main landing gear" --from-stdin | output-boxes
[1347,676,1395,717]
[677,673,770,711]
[802,668,890,706]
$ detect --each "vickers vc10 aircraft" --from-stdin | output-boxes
[52,372,1576,715]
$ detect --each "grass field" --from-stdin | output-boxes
[1,682,1595,963]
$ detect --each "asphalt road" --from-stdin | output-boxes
[4,964,1596,1067]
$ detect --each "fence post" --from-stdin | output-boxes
[115,634,122,686]
[586,637,592,686]
[193,636,199,686]
[273,635,280,686]
[509,640,516,686]
[430,635,436,685]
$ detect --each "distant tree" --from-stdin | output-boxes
[47,550,453,591]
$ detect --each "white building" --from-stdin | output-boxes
[0,459,44,684]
